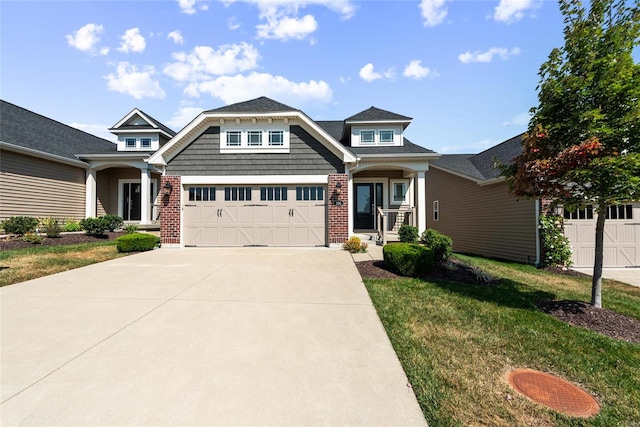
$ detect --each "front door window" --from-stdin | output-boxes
[123,183,141,221]
[354,184,374,229]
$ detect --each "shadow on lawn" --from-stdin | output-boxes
[428,277,556,311]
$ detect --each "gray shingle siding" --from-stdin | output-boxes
[166,125,344,176]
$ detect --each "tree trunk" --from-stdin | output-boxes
[591,202,606,308]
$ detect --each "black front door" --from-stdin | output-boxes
[355,183,374,229]
[123,183,141,221]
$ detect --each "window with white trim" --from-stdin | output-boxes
[433,200,439,221]
[125,138,136,148]
[360,130,375,144]
[248,131,262,146]
[379,130,394,143]
[226,131,242,147]
[391,180,408,205]
[269,130,284,146]
[140,137,152,148]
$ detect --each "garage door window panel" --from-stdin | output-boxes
[188,186,216,202]
[225,186,252,201]
[296,186,324,201]
[261,186,288,201]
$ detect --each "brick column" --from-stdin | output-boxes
[160,176,181,246]
[328,174,349,245]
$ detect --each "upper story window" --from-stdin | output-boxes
[220,126,290,154]
[379,130,394,143]
[360,130,375,144]
[140,138,152,148]
[125,138,137,148]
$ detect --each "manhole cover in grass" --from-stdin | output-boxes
[507,369,600,418]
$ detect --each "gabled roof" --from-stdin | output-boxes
[109,108,176,138]
[345,106,412,123]
[206,97,299,114]
[350,139,436,156]
[431,134,524,182]
[315,120,345,143]
[0,100,116,163]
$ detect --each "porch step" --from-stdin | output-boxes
[135,223,160,232]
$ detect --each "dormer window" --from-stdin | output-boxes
[248,131,262,146]
[220,126,289,153]
[140,138,152,148]
[125,138,137,148]
[268,130,284,146]
[226,131,242,147]
[360,130,375,144]
[379,130,394,143]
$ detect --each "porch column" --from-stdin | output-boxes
[417,171,427,233]
[85,168,97,218]
[140,166,151,224]
[347,171,354,238]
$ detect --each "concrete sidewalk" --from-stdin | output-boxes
[0,248,426,426]
[571,267,640,288]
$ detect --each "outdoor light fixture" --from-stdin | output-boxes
[163,182,173,196]
[335,181,342,195]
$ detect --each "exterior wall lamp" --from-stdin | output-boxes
[163,182,173,196]
[335,181,342,195]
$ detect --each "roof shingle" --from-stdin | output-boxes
[345,106,412,123]
[205,97,299,114]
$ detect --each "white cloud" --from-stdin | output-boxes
[458,47,521,63]
[99,47,110,56]
[256,14,318,41]
[167,105,205,129]
[493,0,538,23]
[68,123,117,142]
[118,28,146,53]
[403,60,437,79]
[105,62,166,99]
[227,0,355,20]
[419,0,448,27]
[167,30,184,45]
[228,16,241,30]
[66,23,104,52]
[184,72,332,105]
[164,42,260,82]
[359,63,394,82]
[178,0,197,14]
[502,111,531,126]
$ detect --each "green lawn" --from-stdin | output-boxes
[0,241,127,287]
[364,254,640,426]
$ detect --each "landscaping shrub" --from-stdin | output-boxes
[40,217,61,238]
[540,213,572,267]
[124,224,138,234]
[80,217,110,236]
[22,232,43,244]
[342,236,368,253]
[61,219,82,232]
[1,216,39,236]
[398,224,419,243]
[383,243,434,277]
[102,215,124,232]
[116,233,160,252]
[420,228,453,262]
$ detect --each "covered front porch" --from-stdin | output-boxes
[348,161,429,245]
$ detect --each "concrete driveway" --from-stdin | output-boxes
[0,248,426,426]
[571,267,640,288]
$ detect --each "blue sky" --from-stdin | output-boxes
[2,0,568,153]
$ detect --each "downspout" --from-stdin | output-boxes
[535,199,541,267]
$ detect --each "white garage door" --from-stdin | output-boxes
[563,204,640,267]
[183,185,326,247]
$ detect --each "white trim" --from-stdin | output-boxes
[180,175,329,185]
[417,171,426,232]
[348,171,354,236]
[148,111,357,165]
[109,109,174,139]
[1,141,90,168]
[390,179,410,206]
[85,169,97,218]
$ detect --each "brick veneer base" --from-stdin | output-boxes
[160,176,181,245]
[328,174,349,244]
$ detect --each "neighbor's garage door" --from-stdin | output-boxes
[563,204,640,267]
[183,185,326,247]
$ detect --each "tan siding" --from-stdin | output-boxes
[96,170,112,217]
[0,150,86,221]
[426,168,537,264]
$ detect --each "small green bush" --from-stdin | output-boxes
[398,224,419,243]
[116,233,160,252]
[102,215,124,232]
[342,236,368,253]
[540,214,572,267]
[420,229,453,262]
[22,232,43,244]
[40,217,62,238]
[124,224,139,234]
[2,216,39,236]
[383,243,434,277]
[61,219,83,232]
[80,217,110,236]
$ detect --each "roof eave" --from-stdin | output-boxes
[0,141,90,168]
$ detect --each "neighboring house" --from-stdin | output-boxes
[148,97,439,247]
[426,135,640,267]
[0,100,175,225]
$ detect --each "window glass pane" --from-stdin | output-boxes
[267,187,273,201]
[203,188,209,201]
[125,138,136,147]
[227,131,241,146]
[609,206,617,219]
[260,187,267,201]
[140,138,151,148]
[296,187,302,201]
[626,205,633,219]
[310,186,317,200]
[619,205,625,219]
[282,187,288,201]
[195,187,202,201]
[303,187,310,201]
[225,187,231,201]
[189,187,195,201]
[269,131,283,146]
[274,187,280,200]
[317,187,324,201]
[210,187,216,201]
[380,130,394,143]
[248,131,262,146]
[361,130,375,144]
[246,187,252,201]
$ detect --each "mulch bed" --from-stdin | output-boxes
[356,259,640,345]
[0,232,126,251]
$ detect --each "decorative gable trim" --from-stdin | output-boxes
[109,108,174,139]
